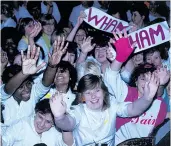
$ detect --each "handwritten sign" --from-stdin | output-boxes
[84,7,129,33]
[84,7,170,53]
[128,21,170,53]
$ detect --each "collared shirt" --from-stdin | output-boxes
[1,80,50,126]
[2,115,69,146]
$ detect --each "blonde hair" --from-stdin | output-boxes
[77,60,101,82]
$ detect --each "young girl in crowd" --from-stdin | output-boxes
[49,29,160,145]
[44,60,77,112]
[36,14,56,62]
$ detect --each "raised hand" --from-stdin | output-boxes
[129,22,138,33]
[48,36,68,66]
[21,45,46,75]
[112,29,135,63]
[143,72,159,100]
[154,66,170,85]
[50,92,67,118]
[76,11,87,26]
[1,49,8,69]
[106,42,116,61]
[28,21,42,39]
[80,36,96,55]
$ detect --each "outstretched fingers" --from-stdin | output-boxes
[62,42,69,54]
[34,47,40,61]
[31,45,36,59]
[27,45,31,59]
[21,50,25,61]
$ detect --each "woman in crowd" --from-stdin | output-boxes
[49,29,160,145]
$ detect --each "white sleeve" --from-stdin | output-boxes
[52,2,61,23]
[69,8,76,27]
[0,84,11,102]
[68,105,82,127]
[116,102,132,118]
[2,121,23,146]
[17,39,28,52]
[103,67,128,102]
[31,80,50,102]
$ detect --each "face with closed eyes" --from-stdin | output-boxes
[82,85,104,110]
[34,112,54,134]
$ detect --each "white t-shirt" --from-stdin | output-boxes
[0,18,16,30]
[2,115,68,146]
[0,80,50,126]
[41,2,61,23]
[69,98,131,145]
[103,67,128,102]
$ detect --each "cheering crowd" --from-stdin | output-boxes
[1,1,170,146]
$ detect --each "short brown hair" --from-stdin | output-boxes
[77,74,110,110]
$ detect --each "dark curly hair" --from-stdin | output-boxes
[129,63,156,87]
[56,61,77,92]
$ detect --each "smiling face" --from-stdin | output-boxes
[83,85,104,110]
[54,68,70,86]
[13,80,33,102]
[74,29,86,47]
[145,51,162,68]
[43,19,55,36]
[34,112,54,134]
[95,46,108,63]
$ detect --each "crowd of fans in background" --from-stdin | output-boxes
[1,1,170,146]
